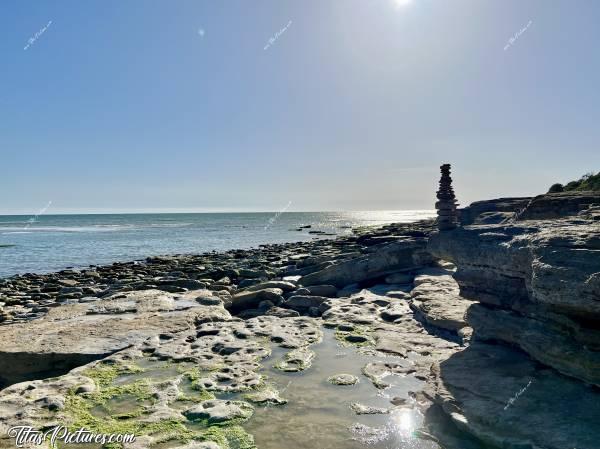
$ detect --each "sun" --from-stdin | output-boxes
[394,0,413,7]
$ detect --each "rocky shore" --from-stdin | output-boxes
[0,190,598,449]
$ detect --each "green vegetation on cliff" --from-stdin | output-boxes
[548,171,600,193]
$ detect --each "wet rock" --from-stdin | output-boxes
[183,399,253,424]
[244,387,287,405]
[349,423,388,445]
[350,402,389,414]
[344,334,369,344]
[362,361,416,389]
[275,347,315,372]
[327,373,359,385]
[390,397,409,406]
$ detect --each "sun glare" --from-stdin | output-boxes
[394,0,413,7]
[391,409,416,436]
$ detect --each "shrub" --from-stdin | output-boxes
[549,171,600,192]
[547,183,564,193]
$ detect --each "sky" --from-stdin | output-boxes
[1,0,599,214]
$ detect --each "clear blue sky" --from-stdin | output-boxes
[1,0,599,214]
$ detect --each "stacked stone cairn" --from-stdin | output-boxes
[436,164,459,230]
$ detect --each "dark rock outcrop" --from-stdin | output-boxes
[515,191,600,220]
[459,197,531,225]
[459,191,600,225]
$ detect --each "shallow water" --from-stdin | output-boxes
[244,329,439,449]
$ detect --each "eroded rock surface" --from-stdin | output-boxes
[424,342,600,449]
[0,289,229,388]
[424,196,600,449]
[429,218,600,385]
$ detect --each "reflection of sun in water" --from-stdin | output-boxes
[394,0,413,7]
[392,408,415,435]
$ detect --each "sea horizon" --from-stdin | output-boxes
[0,209,436,217]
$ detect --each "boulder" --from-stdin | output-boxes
[282,295,328,312]
[303,284,338,297]
[229,288,284,313]
[242,280,297,292]
[299,239,433,288]
[349,403,389,415]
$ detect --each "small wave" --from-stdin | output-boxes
[147,223,193,228]
[0,221,33,225]
[0,226,135,233]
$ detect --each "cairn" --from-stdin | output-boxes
[436,164,459,230]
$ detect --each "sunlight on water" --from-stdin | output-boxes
[394,408,416,434]
[242,329,439,449]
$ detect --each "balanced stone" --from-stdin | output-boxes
[436,164,459,231]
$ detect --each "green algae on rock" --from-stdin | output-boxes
[327,373,359,385]
[243,386,287,405]
[273,347,315,372]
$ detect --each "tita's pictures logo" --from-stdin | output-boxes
[8,426,136,447]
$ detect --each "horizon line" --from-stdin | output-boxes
[0,209,437,217]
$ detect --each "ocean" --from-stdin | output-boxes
[0,211,435,278]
